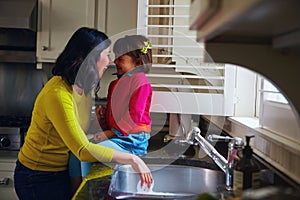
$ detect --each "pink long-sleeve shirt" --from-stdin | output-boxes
[106,69,152,136]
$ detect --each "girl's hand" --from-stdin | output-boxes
[95,105,108,129]
[93,130,116,142]
[95,105,106,121]
[93,132,107,142]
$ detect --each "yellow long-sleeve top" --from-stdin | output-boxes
[18,76,114,172]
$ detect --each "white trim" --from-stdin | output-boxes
[152,64,224,69]
[137,0,148,35]
[151,92,225,115]
[148,34,197,39]
[147,5,189,8]
[148,25,190,28]
[147,74,224,79]
[223,64,236,116]
[150,84,224,90]
[233,66,257,117]
[147,15,190,18]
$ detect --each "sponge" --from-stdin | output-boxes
[197,192,218,200]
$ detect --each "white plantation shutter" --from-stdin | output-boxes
[137,0,235,115]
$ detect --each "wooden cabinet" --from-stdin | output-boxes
[189,0,300,120]
[36,0,137,63]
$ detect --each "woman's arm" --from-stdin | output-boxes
[111,150,153,187]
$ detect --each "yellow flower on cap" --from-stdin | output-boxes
[141,41,152,54]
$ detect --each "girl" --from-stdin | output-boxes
[14,28,152,200]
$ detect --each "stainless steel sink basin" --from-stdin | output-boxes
[108,164,225,199]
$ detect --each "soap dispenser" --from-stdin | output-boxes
[233,135,260,197]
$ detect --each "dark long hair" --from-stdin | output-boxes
[52,27,111,94]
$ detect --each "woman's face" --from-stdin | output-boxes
[114,54,136,75]
[97,47,111,79]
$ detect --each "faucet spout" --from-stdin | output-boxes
[192,127,228,172]
[184,127,243,191]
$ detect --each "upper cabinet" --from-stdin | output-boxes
[189,0,300,120]
[190,0,300,48]
[36,0,98,62]
[36,0,137,63]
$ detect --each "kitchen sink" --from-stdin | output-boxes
[108,164,225,199]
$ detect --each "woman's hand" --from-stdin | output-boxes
[130,155,153,188]
[112,151,153,188]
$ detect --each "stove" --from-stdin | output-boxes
[0,116,30,151]
[0,127,22,151]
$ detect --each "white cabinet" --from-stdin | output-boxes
[0,151,18,200]
[104,0,137,37]
[36,0,98,62]
[37,0,138,63]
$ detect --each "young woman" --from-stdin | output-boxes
[14,28,152,200]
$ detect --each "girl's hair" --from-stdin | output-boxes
[113,35,152,73]
[52,27,111,94]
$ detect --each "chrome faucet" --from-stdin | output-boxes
[175,127,244,190]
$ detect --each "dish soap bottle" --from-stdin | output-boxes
[233,135,260,197]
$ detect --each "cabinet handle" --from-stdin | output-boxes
[0,177,9,185]
[42,46,48,51]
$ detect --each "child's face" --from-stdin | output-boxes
[97,47,111,79]
[114,54,136,75]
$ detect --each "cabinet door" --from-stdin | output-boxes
[37,0,96,62]
[97,0,137,37]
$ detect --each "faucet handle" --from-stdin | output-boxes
[192,126,201,134]
[183,127,201,142]
[207,134,244,146]
[233,137,244,147]
[207,134,232,142]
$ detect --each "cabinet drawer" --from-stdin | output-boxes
[0,162,16,172]
[0,171,14,187]
[0,187,18,200]
[0,171,18,200]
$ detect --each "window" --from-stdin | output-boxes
[138,0,235,116]
[259,77,288,104]
[258,76,300,141]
